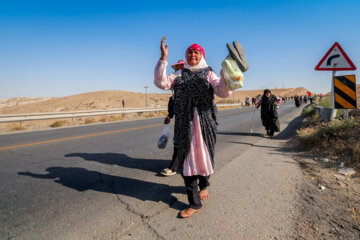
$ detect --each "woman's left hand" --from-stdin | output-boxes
[164,116,171,124]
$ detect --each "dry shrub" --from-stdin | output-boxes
[50,121,65,128]
[108,116,119,121]
[296,127,319,148]
[144,111,168,118]
[84,118,95,124]
[146,112,156,118]
[318,119,356,138]
[11,124,26,131]
[297,119,356,148]
[298,117,360,170]
[107,115,124,122]
[160,111,168,116]
[99,117,107,122]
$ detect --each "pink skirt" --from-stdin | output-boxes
[183,108,214,176]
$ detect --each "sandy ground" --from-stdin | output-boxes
[293,152,360,240]
[289,112,360,239]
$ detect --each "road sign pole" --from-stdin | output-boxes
[331,70,335,108]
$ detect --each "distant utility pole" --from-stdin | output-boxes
[144,86,149,108]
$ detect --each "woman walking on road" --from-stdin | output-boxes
[154,36,231,218]
[256,89,281,138]
[294,95,301,108]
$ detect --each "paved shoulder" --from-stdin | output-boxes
[121,108,304,239]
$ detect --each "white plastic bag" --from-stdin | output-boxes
[157,125,170,149]
[221,56,244,90]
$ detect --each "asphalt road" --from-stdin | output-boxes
[0,101,301,239]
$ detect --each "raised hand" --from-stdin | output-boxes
[160,36,168,61]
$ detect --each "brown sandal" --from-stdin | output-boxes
[180,208,201,218]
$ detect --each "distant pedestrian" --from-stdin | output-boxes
[295,95,301,107]
[160,60,184,177]
[304,95,308,104]
[245,97,250,106]
[122,99,125,109]
[251,97,256,105]
[256,89,280,138]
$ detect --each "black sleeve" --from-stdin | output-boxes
[167,97,174,118]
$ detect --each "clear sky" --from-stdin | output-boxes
[0,0,359,99]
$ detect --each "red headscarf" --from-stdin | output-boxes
[186,44,205,59]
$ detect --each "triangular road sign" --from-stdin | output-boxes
[315,42,357,71]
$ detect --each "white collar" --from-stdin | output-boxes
[184,56,208,71]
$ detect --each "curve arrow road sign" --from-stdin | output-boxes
[315,42,356,71]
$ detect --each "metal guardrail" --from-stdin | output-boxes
[0,104,243,123]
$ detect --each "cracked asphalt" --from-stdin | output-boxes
[0,102,304,239]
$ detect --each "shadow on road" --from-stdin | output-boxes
[18,167,186,211]
[273,115,303,140]
[229,141,279,149]
[64,152,169,174]
[217,131,264,137]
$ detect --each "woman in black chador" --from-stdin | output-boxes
[294,95,301,108]
[256,89,280,137]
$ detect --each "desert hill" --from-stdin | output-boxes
[0,87,309,114]
[0,97,53,109]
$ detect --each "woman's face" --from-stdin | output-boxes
[265,92,271,98]
[186,49,202,66]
